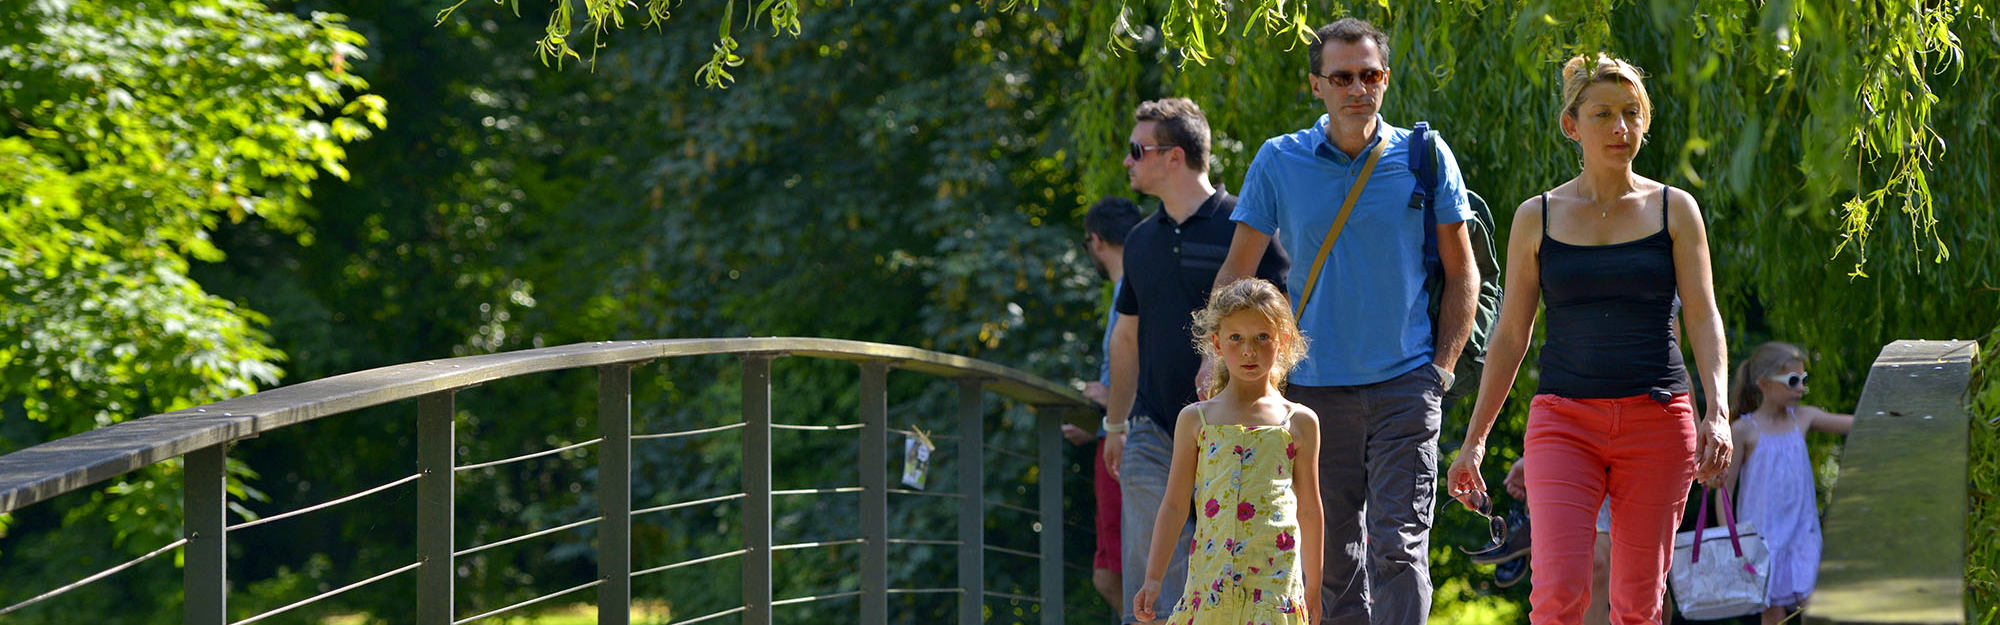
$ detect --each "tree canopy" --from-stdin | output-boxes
[1,0,1995,622]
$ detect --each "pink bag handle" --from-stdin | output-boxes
[1690,485,1754,574]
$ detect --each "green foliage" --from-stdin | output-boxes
[1971,326,1999,623]
[460,0,1984,284]
[177,0,1115,621]
[4,0,1996,622]
[0,0,378,618]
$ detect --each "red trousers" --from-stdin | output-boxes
[1524,393,1696,625]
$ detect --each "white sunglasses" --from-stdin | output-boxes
[1764,371,1807,389]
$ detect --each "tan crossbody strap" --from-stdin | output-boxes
[1294,137,1389,317]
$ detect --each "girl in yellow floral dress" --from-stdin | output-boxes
[1134,279,1324,625]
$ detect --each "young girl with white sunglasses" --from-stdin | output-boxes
[1725,341,1854,624]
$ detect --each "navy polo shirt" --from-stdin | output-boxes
[1115,190,1290,435]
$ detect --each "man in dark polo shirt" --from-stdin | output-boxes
[1103,97,1289,624]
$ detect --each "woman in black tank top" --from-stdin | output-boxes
[1443,54,1734,625]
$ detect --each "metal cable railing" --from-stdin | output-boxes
[453,438,602,473]
[770,422,864,432]
[631,422,745,440]
[770,590,863,607]
[983,544,1043,560]
[982,590,1041,603]
[0,338,1095,625]
[983,444,1037,462]
[229,473,422,532]
[631,492,745,517]
[452,579,603,625]
[233,561,423,625]
[454,516,602,558]
[889,427,961,441]
[772,538,866,551]
[0,537,188,616]
[773,486,864,496]
[888,487,964,499]
[992,500,1040,516]
[674,605,748,624]
[631,548,749,579]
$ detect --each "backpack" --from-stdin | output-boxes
[1408,122,1503,405]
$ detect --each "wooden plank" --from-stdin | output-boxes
[0,338,1090,514]
[1808,339,1979,625]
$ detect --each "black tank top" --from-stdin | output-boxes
[1535,189,1691,398]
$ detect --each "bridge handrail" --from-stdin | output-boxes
[0,337,1088,515]
[1808,339,1980,625]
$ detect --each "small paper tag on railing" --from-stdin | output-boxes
[901,426,935,489]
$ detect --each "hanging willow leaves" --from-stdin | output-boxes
[446,0,1990,285]
[433,2,1996,618]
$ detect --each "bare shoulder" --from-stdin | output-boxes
[1731,417,1759,444]
[1663,184,1700,208]
[1174,402,1206,436]
[1510,195,1547,239]
[1513,194,1547,221]
[1178,401,1205,421]
[1664,185,1703,231]
[1288,401,1320,425]
[1287,401,1320,435]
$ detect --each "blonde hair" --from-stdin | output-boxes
[1560,53,1653,144]
[1731,341,1807,418]
[1191,279,1309,398]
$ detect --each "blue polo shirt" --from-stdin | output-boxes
[1232,115,1473,387]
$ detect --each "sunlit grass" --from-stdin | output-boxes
[318,601,676,625]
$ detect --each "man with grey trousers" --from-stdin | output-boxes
[1213,18,1479,625]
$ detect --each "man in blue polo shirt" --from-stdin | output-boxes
[1104,97,1289,624]
[1213,18,1479,625]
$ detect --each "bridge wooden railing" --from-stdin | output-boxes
[1809,339,1982,625]
[0,338,1097,625]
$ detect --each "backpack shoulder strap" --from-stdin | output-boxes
[1409,121,1438,213]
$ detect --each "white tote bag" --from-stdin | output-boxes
[1668,485,1770,620]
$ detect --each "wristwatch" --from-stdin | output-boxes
[1102,417,1129,433]
[1433,363,1456,390]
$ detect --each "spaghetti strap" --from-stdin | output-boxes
[1661,186,1671,230]
[1540,193,1550,240]
[1284,403,1296,424]
[1196,403,1207,427]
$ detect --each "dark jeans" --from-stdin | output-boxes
[1289,364,1445,625]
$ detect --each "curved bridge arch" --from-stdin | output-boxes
[0,338,1096,625]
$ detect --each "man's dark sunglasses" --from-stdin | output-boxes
[1316,68,1387,88]
[1128,141,1175,161]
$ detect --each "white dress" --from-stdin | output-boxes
[1736,408,1819,608]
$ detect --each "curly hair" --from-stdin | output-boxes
[1191,278,1309,398]
[1731,341,1807,418]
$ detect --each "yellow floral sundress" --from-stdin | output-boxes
[1167,403,1308,625]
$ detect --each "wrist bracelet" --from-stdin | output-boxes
[1103,417,1129,433]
